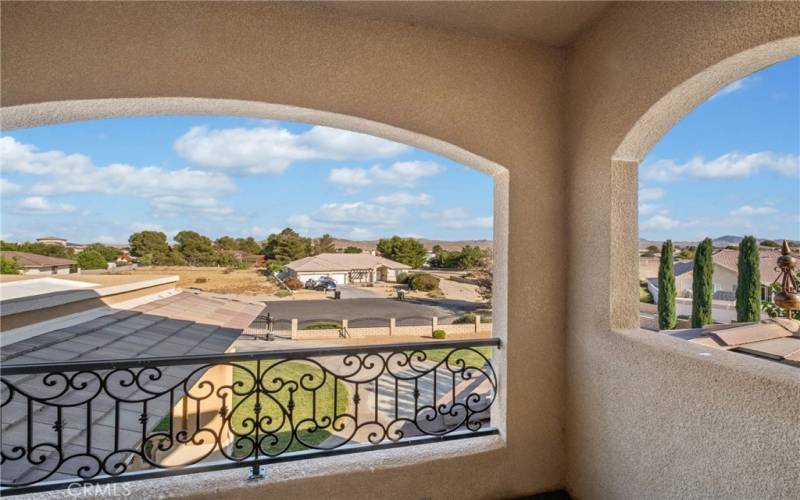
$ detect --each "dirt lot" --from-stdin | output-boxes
[125,266,277,295]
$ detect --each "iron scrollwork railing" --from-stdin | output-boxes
[1,338,500,495]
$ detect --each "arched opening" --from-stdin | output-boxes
[609,37,799,334]
[0,98,510,489]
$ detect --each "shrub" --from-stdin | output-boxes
[396,271,408,284]
[407,273,440,291]
[432,329,446,339]
[284,276,303,290]
[77,249,107,270]
[427,289,444,298]
[274,289,291,298]
[195,277,208,284]
[453,312,491,324]
[305,322,341,330]
[1,256,20,274]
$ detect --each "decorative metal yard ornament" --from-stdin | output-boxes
[771,240,800,318]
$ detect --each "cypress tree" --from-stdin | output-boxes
[736,235,761,322]
[657,240,677,330]
[691,237,714,328]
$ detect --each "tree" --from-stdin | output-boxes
[646,245,659,253]
[377,236,427,268]
[215,236,238,251]
[342,246,363,254]
[475,255,493,303]
[84,243,118,262]
[0,241,73,259]
[657,240,676,330]
[691,238,713,328]
[1,256,20,274]
[236,237,261,254]
[678,246,695,260]
[77,249,107,270]
[455,246,487,269]
[313,234,336,255]
[262,228,312,267]
[736,235,761,322]
[128,231,170,258]
[760,239,779,248]
[174,230,216,266]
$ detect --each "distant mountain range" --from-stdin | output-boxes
[639,235,798,249]
[332,238,493,252]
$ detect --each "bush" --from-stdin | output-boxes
[304,322,341,330]
[407,273,440,291]
[1,256,20,274]
[77,249,107,270]
[396,271,409,284]
[284,276,303,290]
[274,289,291,298]
[195,277,208,284]
[432,329,446,339]
[453,312,492,324]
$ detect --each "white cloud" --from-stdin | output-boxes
[421,208,493,229]
[95,235,117,244]
[638,203,661,215]
[150,196,234,217]
[638,187,665,202]
[640,214,680,231]
[14,196,76,214]
[371,192,432,205]
[709,76,757,100]
[344,228,375,240]
[328,161,445,191]
[729,205,778,216]
[174,125,411,175]
[130,222,165,232]
[0,178,21,194]
[641,152,799,181]
[288,202,407,234]
[0,136,236,213]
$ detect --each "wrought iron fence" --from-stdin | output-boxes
[1,338,500,495]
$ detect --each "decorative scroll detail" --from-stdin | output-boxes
[1,342,498,492]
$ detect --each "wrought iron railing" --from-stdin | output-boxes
[1,338,500,495]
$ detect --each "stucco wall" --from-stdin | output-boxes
[565,2,800,499]
[1,2,566,497]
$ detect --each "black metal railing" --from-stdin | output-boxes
[1,338,500,494]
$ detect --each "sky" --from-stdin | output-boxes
[639,55,799,242]
[0,117,493,244]
[1,57,797,246]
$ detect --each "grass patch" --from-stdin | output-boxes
[410,346,492,367]
[230,360,349,455]
[639,281,653,303]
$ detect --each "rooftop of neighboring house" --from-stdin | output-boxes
[668,248,793,286]
[667,319,800,369]
[35,236,67,242]
[0,291,263,486]
[285,253,412,272]
[0,251,76,268]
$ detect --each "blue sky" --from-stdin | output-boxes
[0,56,797,245]
[639,56,799,242]
[0,118,493,244]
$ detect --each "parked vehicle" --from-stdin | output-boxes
[314,277,337,291]
[304,278,317,289]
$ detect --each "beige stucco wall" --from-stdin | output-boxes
[2,2,799,499]
[565,2,800,499]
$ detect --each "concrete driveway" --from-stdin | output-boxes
[337,285,385,299]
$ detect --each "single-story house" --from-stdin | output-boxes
[1,251,78,275]
[283,253,411,285]
[648,248,790,302]
[35,236,68,247]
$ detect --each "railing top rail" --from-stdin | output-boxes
[0,337,501,375]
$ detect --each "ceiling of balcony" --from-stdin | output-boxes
[321,1,611,47]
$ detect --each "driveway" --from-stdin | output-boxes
[337,285,385,299]
[260,297,474,327]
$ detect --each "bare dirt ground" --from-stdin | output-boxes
[125,266,277,295]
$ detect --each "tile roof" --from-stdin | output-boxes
[0,292,263,486]
[0,251,76,268]
[672,249,792,286]
[668,319,800,368]
[285,253,412,272]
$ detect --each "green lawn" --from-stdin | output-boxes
[230,360,349,455]
[410,346,492,367]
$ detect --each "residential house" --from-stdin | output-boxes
[283,253,411,285]
[35,236,68,247]
[1,251,77,275]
